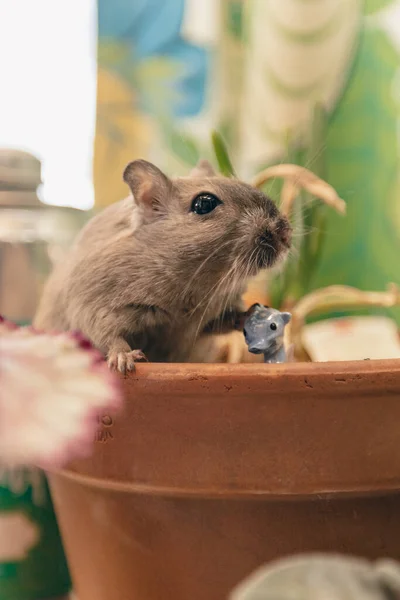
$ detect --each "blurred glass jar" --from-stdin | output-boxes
[0,149,88,325]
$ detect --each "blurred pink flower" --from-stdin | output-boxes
[0,316,122,469]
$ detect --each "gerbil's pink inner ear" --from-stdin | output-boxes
[123,159,172,221]
[190,159,216,178]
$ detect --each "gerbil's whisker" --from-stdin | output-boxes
[303,143,327,173]
[181,238,234,303]
[192,255,242,341]
[188,236,244,318]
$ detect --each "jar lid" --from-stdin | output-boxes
[0,191,43,208]
[0,149,42,194]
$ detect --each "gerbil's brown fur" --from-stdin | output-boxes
[34,159,291,371]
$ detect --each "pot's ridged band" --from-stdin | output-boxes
[50,468,400,501]
[55,359,400,500]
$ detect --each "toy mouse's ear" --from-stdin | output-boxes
[123,159,172,222]
[190,159,216,178]
[281,312,292,324]
[245,303,262,316]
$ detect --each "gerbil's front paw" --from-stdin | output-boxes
[107,349,147,374]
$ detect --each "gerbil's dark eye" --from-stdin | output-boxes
[270,322,277,331]
[191,193,221,215]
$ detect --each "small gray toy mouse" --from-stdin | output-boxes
[243,303,291,363]
[34,159,291,373]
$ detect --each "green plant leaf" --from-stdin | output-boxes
[211,130,236,177]
[264,135,305,306]
[227,0,244,40]
[297,102,329,295]
[267,273,286,310]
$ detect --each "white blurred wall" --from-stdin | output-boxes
[0,0,218,210]
[0,0,97,209]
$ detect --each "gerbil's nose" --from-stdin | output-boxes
[277,217,292,248]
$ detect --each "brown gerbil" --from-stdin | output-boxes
[34,159,291,372]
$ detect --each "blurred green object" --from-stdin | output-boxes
[0,469,70,600]
[316,25,400,325]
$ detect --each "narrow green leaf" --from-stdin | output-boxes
[268,275,285,310]
[227,0,244,40]
[308,101,328,180]
[266,133,304,306]
[211,130,236,177]
[297,101,329,294]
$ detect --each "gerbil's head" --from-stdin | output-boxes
[123,159,291,304]
[243,304,291,354]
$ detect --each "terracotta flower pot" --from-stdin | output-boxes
[49,359,400,600]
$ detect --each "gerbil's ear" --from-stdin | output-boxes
[190,159,216,178]
[281,312,292,324]
[123,159,172,221]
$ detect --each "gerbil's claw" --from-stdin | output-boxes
[129,349,148,363]
[107,350,147,375]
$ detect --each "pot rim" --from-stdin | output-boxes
[120,358,400,380]
[49,468,400,500]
